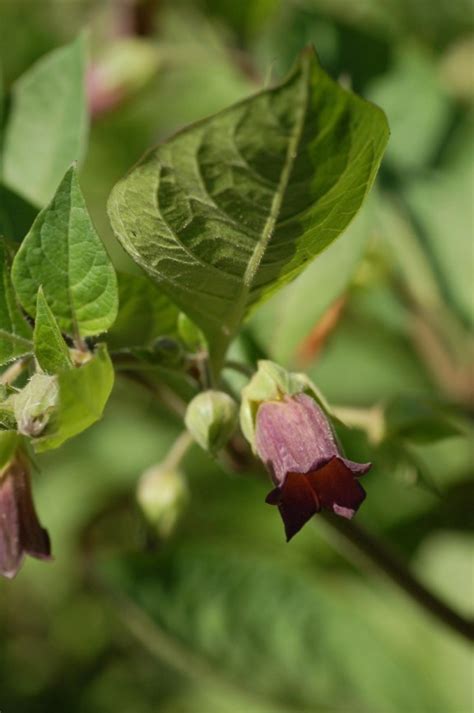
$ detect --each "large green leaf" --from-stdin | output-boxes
[34,343,114,452]
[248,196,374,366]
[0,238,33,366]
[11,166,118,341]
[2,35,88,207]
[108,48,389,373]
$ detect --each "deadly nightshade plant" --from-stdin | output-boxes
[0,42,389,577]
[2,34,471,651]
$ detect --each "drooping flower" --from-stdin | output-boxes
[0,452,51,579]
[255,393,370,540]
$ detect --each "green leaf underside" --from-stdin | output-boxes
[34,287,72,374]
[2,35,88,207]
[108,48,389,371]
[11,166,118,340]
[34,343,114,452]
[0,239,33,366]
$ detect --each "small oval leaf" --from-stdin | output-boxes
[12,166,118,341]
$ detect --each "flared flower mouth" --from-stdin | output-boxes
[255,393,371,540]
[0,453,51,579]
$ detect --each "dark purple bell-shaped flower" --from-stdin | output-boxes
[0,453,51,579]
[255,393,370,541]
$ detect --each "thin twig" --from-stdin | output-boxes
[161,430,193,471]
[223,360,255,378]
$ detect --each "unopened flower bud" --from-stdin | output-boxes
[185,390,238,454]
[255,392,370,541]
[137,465,188,538]
[13,373,58,437]
[0,444,51,579]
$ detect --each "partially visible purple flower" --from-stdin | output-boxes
[255,393,370,541]
[0,453,51,579]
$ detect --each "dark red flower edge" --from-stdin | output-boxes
[265,455,369,541]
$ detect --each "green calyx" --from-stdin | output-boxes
[240,360,330,452]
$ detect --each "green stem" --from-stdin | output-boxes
[223,360,255,378]
[162,430,193,471]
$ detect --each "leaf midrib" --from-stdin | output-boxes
[215,56,311,361]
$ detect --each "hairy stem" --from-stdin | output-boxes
[320,512,474,643]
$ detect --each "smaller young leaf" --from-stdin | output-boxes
[34,287,72,374]
[11,166,118,341]
[34,344,114,452]
[0,239,33,366]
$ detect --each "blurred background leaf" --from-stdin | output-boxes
[2,35,88,207]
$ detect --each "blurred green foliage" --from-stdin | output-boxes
[0,1,472,712]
